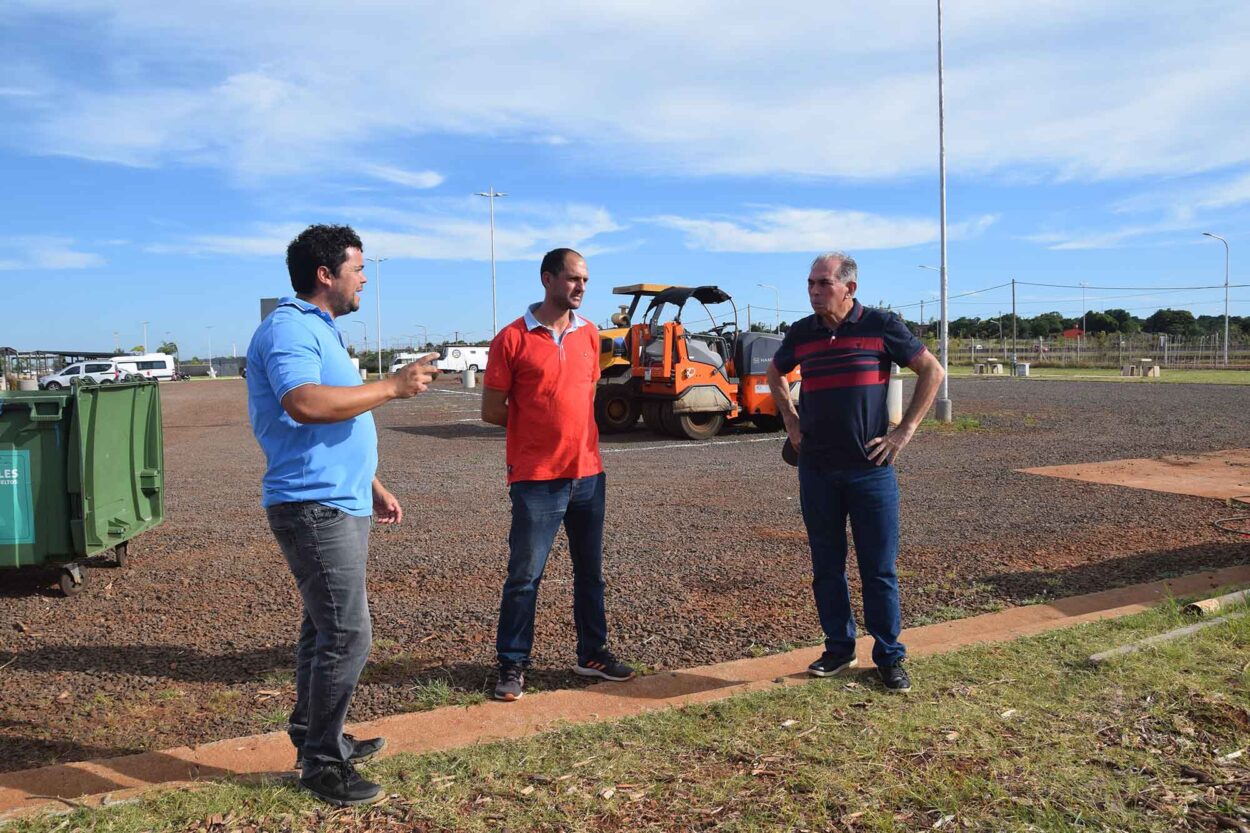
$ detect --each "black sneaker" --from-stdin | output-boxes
[298,761,384,807]
[494,663,526,701]
[879,662,912,693]
[807,652,859,677]
[295,733,386,771]
[573,650,635,681]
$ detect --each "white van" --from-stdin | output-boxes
[435,346,489,374]
[39,360,121,389]
[388,352,437,375]
[114,353,177,381]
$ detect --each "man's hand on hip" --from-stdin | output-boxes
[866,424,916,466]
[390,353,439,399]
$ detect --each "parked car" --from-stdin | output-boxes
[39,360,120,390]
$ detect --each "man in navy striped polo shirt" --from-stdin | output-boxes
[766,251,944,693]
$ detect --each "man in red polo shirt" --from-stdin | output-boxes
[481,248,636,701]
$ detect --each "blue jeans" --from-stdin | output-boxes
[497,473,609,667]
[267,501,373,769]
[798,462,905,667]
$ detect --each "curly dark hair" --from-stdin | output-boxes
[286,224,364,294]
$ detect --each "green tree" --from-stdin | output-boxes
[1144,309,1199,337]
[1082,311,1118,335]
[158,341,178,356]
[1027,312,1064,338]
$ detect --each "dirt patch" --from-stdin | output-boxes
[1020,448,1250,500]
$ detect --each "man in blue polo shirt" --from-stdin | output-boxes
[247,224,436,806]
[766,251,944,693]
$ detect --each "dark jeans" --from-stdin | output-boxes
[496,472,608,667]
[798,461,905,668]
[267,501,372,769]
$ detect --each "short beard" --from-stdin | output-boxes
[334,296,358,317]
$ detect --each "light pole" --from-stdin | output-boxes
[476,187,507,336]
[366,256,388,377]
[206,326,214,377]
[413,324,428,349]
[350,320,368,362]
[141,321,149,354]
[113,331,120,354]
[918,264,946,369]
[1079,281,1088,361]
[934,0,951,422]
[757,283,779,331]
[1202,232,1230,366]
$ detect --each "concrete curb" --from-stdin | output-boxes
[2,564,1248,823]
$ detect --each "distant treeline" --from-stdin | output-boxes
[903,308,1248,340]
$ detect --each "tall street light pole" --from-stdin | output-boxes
[414,324,427,349]
[757,283,779,331]
[206,326,214,376]
[141,321,149,354]
[476,187,507,336]
[1202,232,1230,366]
[918,263,940,343]
[934,0,952,422]
[367,256,388,377]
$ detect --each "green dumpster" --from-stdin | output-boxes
[0,378,164,595]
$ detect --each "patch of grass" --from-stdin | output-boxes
[257,668,294,687]
[204,690,242,714]
[154,688,185,701]
[256,708,288,732]
[910,604,971,626]
[403,679,486,713]
[948,365,1250,385]
[922,415,984,431]
[14,603,1250,833]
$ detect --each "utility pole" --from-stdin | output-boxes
[1203,232,1230,366]
[920,300,925,336]
[141,321,149,354]
[1011,278,1017,365]
[367,256,388,377]
[934,0,952,422]
[1078,281,1088,361]
[476,187,507,335]
[757,283,779,331]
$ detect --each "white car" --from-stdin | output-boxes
[39,360,121,390]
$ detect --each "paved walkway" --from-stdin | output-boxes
[2,565,1248,823]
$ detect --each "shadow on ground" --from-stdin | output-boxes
[980,542,1250,605]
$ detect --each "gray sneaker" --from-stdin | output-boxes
[494,664,525,701]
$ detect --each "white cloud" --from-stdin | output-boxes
[0,237,105,270]
[144,203,621,261]
[361,165,445,189]
[3,1,1247,183]
[651,207,996,253]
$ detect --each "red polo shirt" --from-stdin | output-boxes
[484,310,603,484]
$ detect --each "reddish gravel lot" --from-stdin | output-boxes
[1,376,1247,772]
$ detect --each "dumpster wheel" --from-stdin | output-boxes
[58,564,88,597]
[114,541,129,568]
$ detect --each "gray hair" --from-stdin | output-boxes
[810,251,858,285]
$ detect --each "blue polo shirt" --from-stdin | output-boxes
[773,301,926,468]
[246,297,377,515]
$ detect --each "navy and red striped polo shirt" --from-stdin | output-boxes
[772,301,926,468]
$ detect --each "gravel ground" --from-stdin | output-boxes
[1,376,1247,773]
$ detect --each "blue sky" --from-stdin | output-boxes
[2,1,1248,357]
